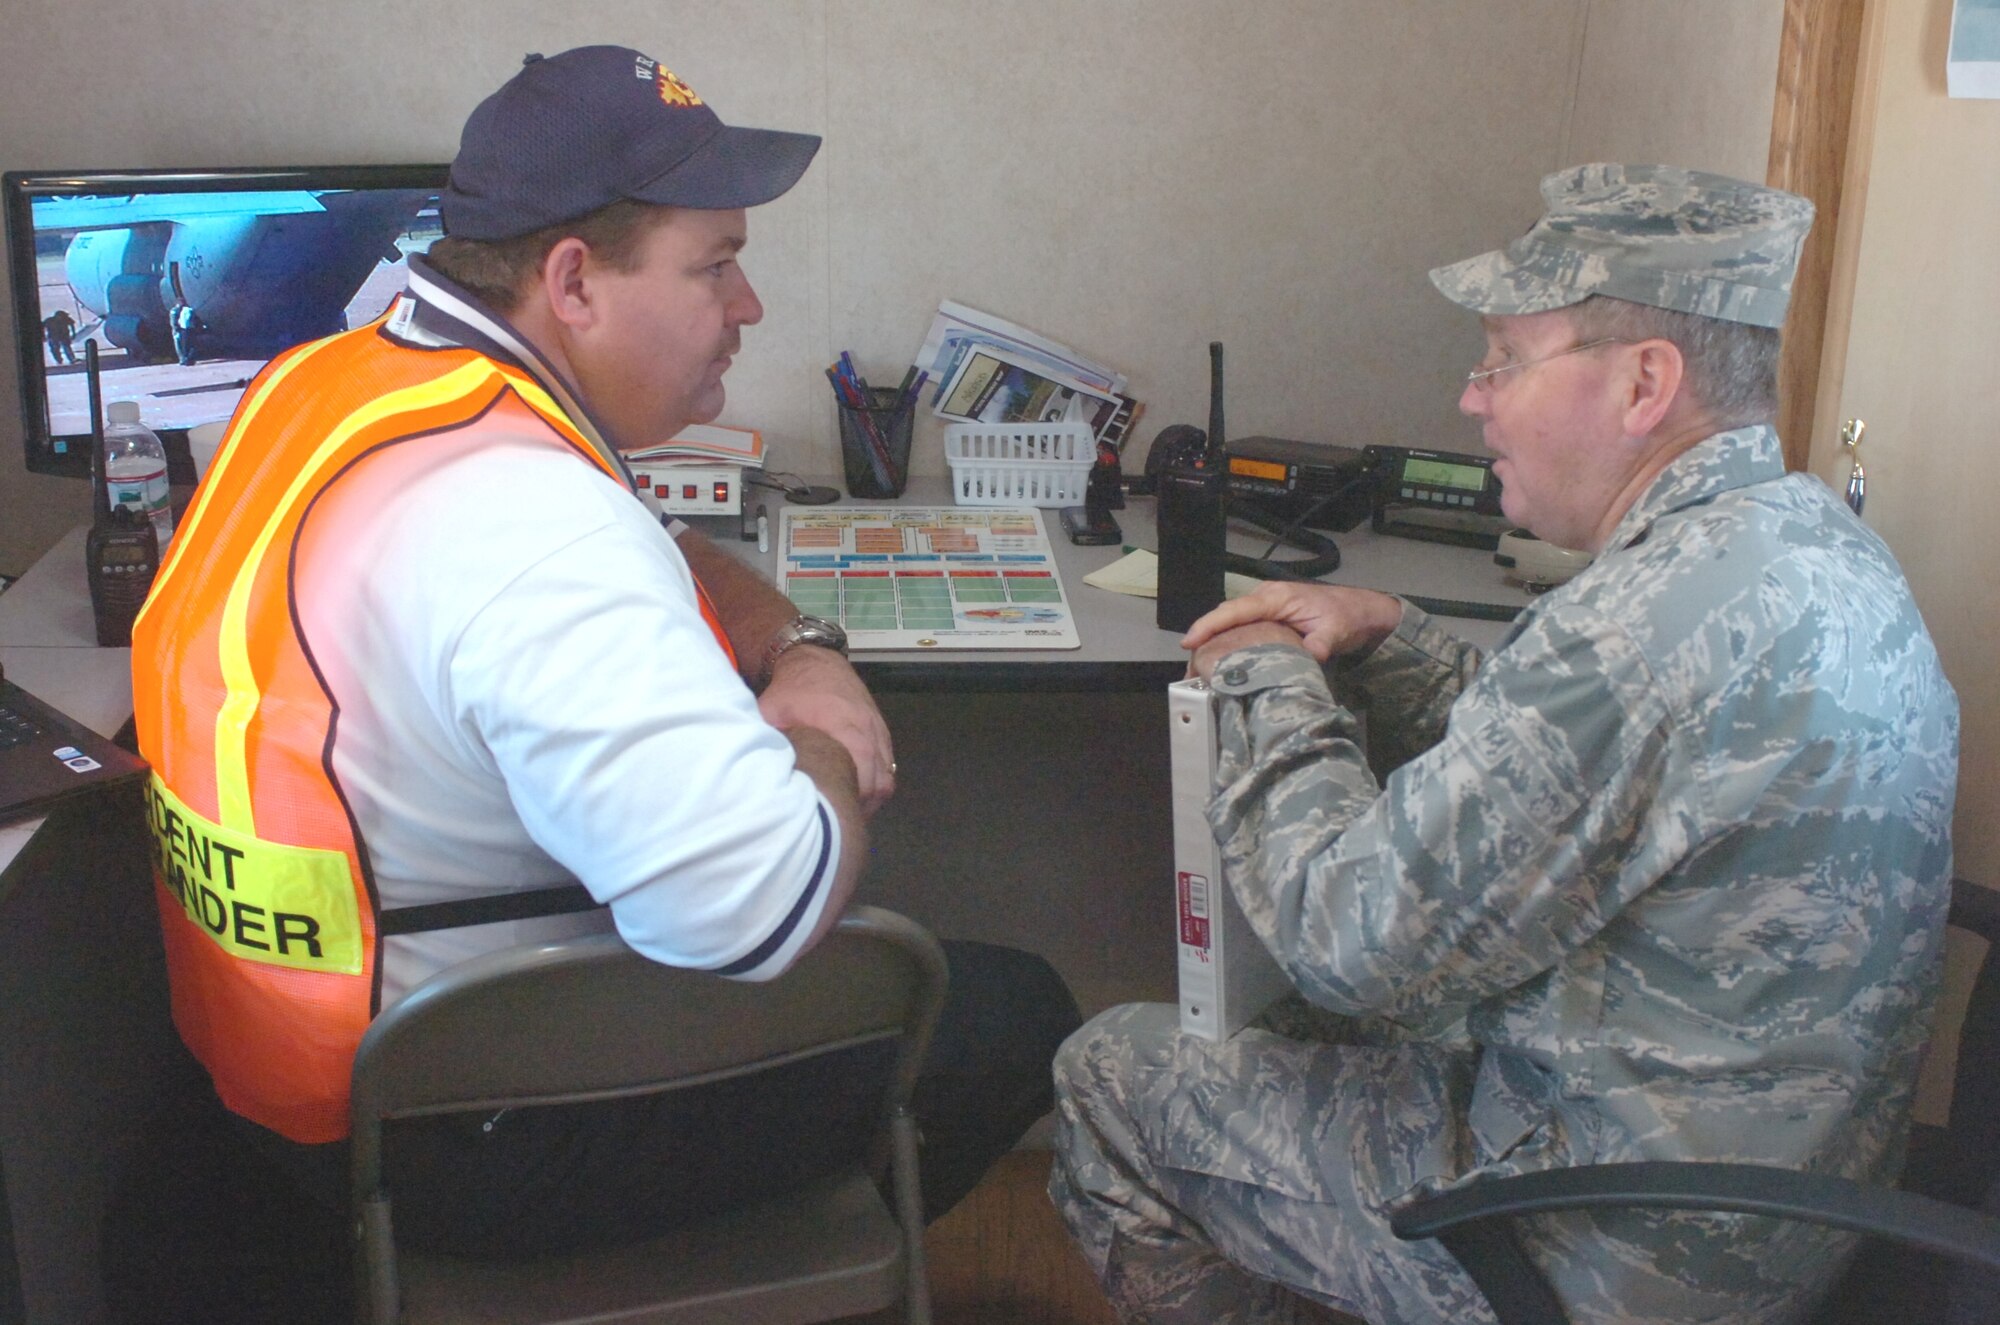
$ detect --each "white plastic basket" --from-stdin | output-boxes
[943,421,1095,507]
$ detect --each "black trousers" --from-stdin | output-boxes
[231,938,1079,1259]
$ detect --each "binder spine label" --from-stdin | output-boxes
[1178,871,1211,951]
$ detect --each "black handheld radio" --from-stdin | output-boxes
[1154,341,1230,633]
[83,342,160,647]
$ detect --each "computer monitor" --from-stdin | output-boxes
[4,164,448,481]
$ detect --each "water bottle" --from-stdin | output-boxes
[102,400,175,553]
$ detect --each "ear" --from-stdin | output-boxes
[1619,338,1684,436]
[537,237,596,333]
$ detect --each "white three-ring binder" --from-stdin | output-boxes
[1169,678,1291,1040]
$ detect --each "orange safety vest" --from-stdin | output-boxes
[131,310,736,1143]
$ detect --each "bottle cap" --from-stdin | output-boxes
[107,400,141,425]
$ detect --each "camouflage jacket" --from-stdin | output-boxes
[1207,424,1958,1305]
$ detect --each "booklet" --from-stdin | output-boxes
[914,298,1126,398]
[910,299,1145,453]
[623,422,765,467]
[933,342,1119,428]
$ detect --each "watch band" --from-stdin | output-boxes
[754,614,849,691]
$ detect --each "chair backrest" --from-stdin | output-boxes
[1942,881,2000,1193]
[1941,881,2000,1323]
[349,904,949,1215]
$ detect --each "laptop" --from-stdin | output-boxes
[0,661,150,827]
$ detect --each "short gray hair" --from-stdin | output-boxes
[1563,295,1781,427]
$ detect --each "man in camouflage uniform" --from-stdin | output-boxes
[1050,164,1960,1324]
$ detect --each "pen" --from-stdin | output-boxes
[839,350,866,395]
[756,503,770,554]
[825,365,896,489]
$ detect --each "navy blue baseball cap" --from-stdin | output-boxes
[441,46,822,241]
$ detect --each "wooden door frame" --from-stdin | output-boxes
[1767,0,1870,471]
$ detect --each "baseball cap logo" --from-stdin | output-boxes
[632,53,703,108]
[656,66,703,107]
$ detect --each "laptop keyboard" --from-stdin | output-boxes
[0,700,47,751]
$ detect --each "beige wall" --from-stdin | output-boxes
[0,0,1780,575]
[1569,0,1786,169]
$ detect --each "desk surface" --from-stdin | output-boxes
[0,527,133,733]
[1,527,136,875]
[693,477,1530,688]
[1,485,1535,868]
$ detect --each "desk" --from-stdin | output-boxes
[0,527,164,1325]
[698,476,1527,690]
[0,492,1528,1323]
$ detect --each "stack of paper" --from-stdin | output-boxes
[624,422,765,468]
[912,300,1142,453]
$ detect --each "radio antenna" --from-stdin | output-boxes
[1205,341,1225,465]
[85,339,106,513]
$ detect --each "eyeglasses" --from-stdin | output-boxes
[1465,338,1630,393]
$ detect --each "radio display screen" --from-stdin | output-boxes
[1228,457,1288,482]
[1401,457,1488,492]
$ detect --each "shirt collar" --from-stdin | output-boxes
[1600,423,1786,553]
[388,255,635,490]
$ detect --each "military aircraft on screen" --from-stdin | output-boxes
[38,188,431,364]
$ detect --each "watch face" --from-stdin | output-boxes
[796,616,848,651]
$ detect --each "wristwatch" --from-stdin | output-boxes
[754,614,849,691]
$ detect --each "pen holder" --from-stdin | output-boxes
[837,388,913,499]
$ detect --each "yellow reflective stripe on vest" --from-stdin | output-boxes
[211,359,510,832]
[138,331,342,625]
[504,373,624,478]
[145,774,362,974]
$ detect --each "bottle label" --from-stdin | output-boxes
[105,459,169,514]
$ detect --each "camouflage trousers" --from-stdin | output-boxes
[1049,1002,1495,1325]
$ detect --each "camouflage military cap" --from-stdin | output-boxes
[1429,164,1815,328]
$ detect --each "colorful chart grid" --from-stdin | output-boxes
[777,506,1080,650]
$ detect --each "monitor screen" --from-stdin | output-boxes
[5,164,448,481]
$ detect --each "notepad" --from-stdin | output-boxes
[1081,548,1262,601]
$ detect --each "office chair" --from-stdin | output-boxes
[1390,878,2000,1324]
[350,905,948,1325]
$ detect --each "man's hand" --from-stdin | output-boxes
[669,524,895,813]
[758,645,896,815]
[1186,620,1305,681]
[1181,583,1402,677]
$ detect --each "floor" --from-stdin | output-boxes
[900,1149,1120,1325]
[873,1150,1363,1325]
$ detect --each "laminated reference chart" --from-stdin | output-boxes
[777,506,1080,650]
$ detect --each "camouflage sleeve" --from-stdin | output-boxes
[1207,598,1674,1031]
[1334,599,1487,775]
